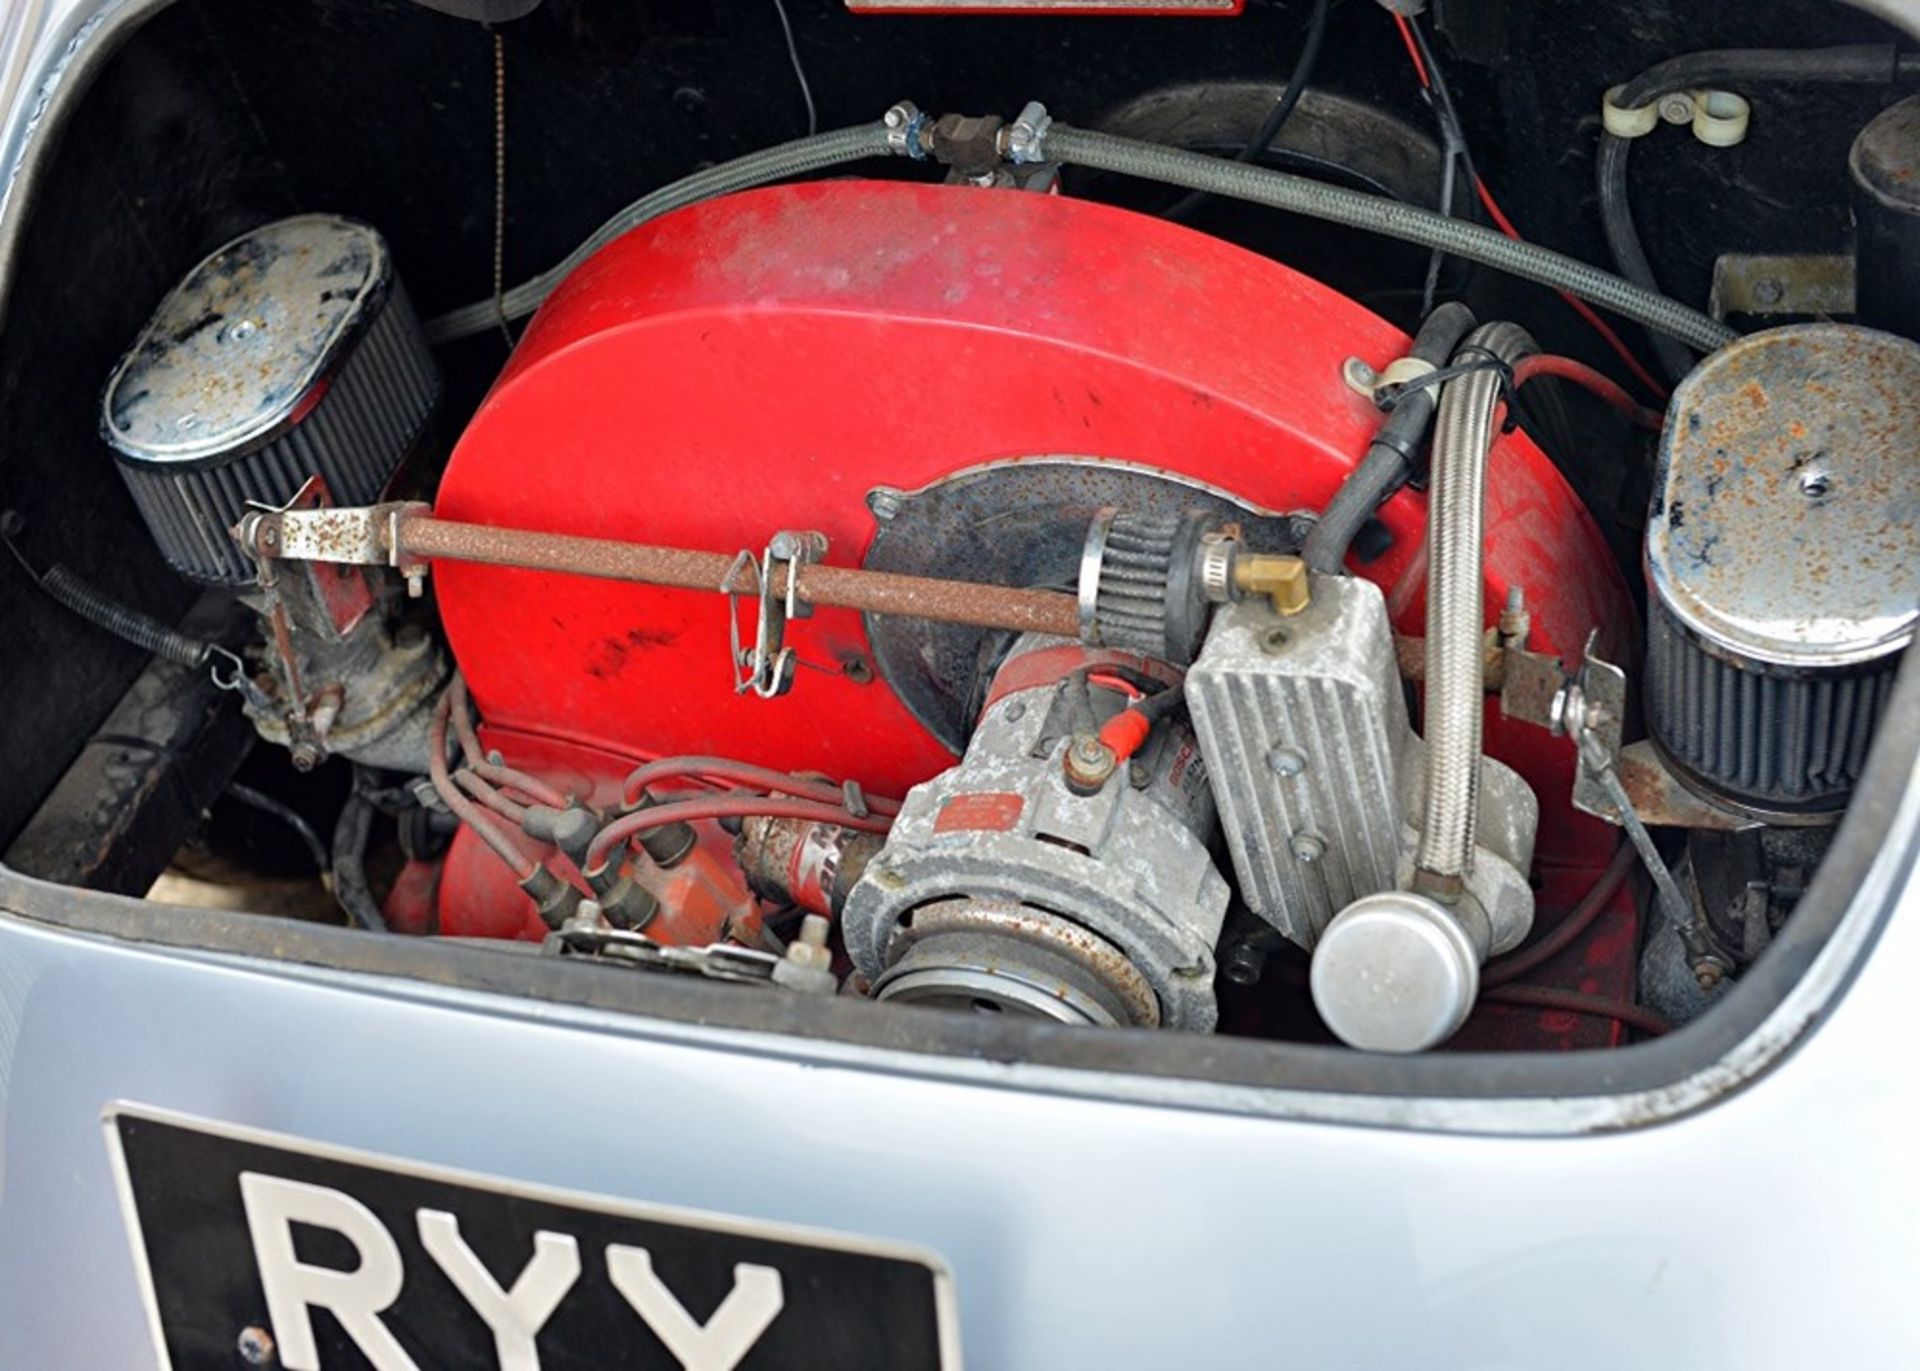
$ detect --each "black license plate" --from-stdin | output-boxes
[106,1105,959,1370]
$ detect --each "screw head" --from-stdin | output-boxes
[1266,745,1306,779]
[237,1325,276,1365]
[1751,276,1785,307]
[1341,356,1379,397]
[1289,832,1327,863]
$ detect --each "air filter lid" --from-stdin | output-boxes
[1647,324,1920,671]
[101,214,391,466]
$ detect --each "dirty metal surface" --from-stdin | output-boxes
[435,180,1631,838]
[1615,741,1763,832]
[862,457,1302,751]
[102,215,390,463]
[396,516,1084,637]
[1647,323,1920,669]
[1707,253,1855,322]
[4,595,253,892]
[841,647,1228,1031]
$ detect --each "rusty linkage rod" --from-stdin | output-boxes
[398,517,1082,636]
[251,499,1084,639]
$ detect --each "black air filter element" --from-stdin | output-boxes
[101,215,438,584]
[1644,325,1917,815]
[1079,506,1215,666]
[1646,603,1894,811]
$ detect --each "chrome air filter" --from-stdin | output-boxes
[101,214,437,584]
[1645,324,1919,815]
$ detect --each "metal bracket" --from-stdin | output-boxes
[1708,252,1855,322]
[542,924,785,984]
[236,476,433,596]
[1562,638,1629,819]
[725,530,829,699]
[1557,638,1759,833]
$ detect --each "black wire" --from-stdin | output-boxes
[1374,346,1518,429]
[1403,13,1479,313]
[332,765,390,932]
[226,781,332,883]
[1163,0,1332,221]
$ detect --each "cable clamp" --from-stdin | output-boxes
[1375,347,1514,422]
[1371,354,1437,401]
[1602,85,1659,139]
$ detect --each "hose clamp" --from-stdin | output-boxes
[883,101,930,160]
[1005,101,1053,165]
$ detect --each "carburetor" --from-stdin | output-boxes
[841,636,1230,1030]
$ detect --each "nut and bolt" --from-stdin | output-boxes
[563,898,606,935]
[1289,832,1327,863]
[405,568,427,599]
[1693,959,1726,991]
[1221,942,1269,987]
[1498,585,1530,647]
[289,741,322,772]
[866,487,904,523]
[237,1326,277,1366]
[1657,92,1695,124]
[1266,745,1307,779]
[772,913,839,995]
[1751,276,1785,307]
[1062,734,1118,793]
[787,914,832,970]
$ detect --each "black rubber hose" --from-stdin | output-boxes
[227,782,331,886]
[1302,302,1477,574]
[1163,0,1331,221]
[1615,44,1906,109]
[1046,126,1734,352]
[1597,44,1917,382]
[332,767,389,932]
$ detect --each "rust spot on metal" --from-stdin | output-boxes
[394,516,1083,637]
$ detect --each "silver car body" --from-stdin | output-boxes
[0,2,1916,1366]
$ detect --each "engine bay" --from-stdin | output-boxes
[1,0,1915,1063]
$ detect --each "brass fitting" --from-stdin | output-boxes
[1232,553,1311,617]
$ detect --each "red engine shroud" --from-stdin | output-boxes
[435,180,1635,985]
